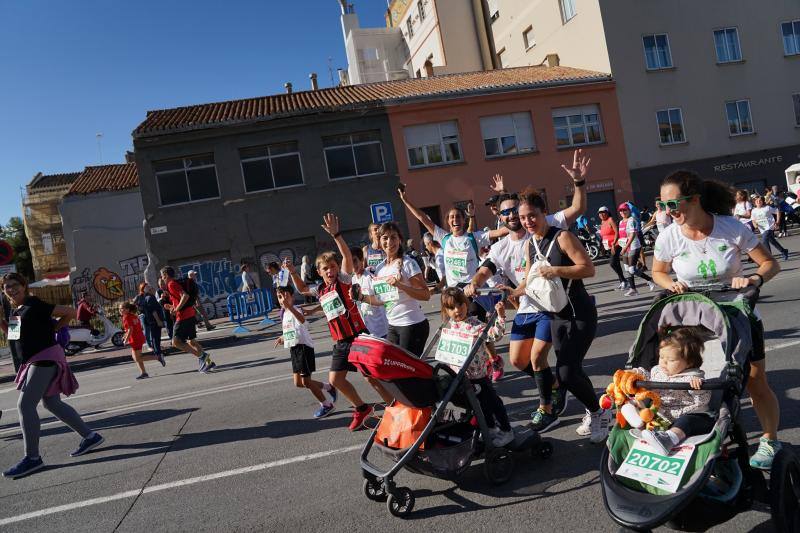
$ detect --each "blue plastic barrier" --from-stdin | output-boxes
[226,288,276,334]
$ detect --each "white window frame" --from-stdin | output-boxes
[523,26,535,50]
[404,121,463,169]
[406,17,414,38]
[655,108,687,145]
[725,99,755,137]
[642,33,673,70]
[487,0,499,22]
[480,112,536,158]
[559,0,577,24]
[323,133,386,181]
[713,27,742,63]
[154,155,221,207]
[781,20,800,56]
[417,0,425,21]
[240,143,305,194]
[551,105,605,148]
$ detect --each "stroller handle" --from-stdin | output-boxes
[474,287,505,296]
[634,379,731,391]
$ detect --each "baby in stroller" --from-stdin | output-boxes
[439,287,513,448]
[632,325,713,455]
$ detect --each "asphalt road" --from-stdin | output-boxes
[1,237,799,533]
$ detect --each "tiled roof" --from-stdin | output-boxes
[66,163,139,196]
[134,65,611,137]
[28,172,81,190]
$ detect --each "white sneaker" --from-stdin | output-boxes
[492,429,515,448]
[616,282,626,291]
[576,409,592,436]
[624,288,638,297]
[647,282,656,291]
[589,409,612,444]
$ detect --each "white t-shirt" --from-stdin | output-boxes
[546,211,569,230]
[433,226,491,287]
[241,271,256,292]
[274,269,290,288]
[281,307,314,349]
[750,206,777,233]
[654,215,759,287]
[351,271,389,338]
[486,233,538,314]
[620,217,641,251]
[734,201,752,224]
[373,258,426,326]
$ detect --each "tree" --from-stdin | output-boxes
[0,217,35,280]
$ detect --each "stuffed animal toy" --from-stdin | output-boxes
[601,369,668,430]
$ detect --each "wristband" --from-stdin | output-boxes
[752,273,764,288]
[333,232,341,238]
[573,179,586,187]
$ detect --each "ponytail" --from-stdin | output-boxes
[662,170,734,216]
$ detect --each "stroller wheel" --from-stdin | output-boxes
[484,448,514,485]
[533,441,553,460]
[769,447,800,532]
[363,478,387,502]
[386,487,415,518]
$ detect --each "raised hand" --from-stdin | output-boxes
[465,201,475,217]
[321,213,340,236]
[490,173,505,193]
[560,148,591,182]
[282,257,296,274]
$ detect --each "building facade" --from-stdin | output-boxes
[60,163,147,307]
[483,0,800,203]
[22,171,80,280]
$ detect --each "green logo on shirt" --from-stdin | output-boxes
[718,244,728,252]
[697,259,717,280]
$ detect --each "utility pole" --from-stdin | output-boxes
[96,132,104,164]
[328,56,335,87]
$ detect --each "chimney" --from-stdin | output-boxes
[545,53,560,67]
[284,82,293,94]
[338,68,350,86]
[309,73,319,91]
[125,151,135,163]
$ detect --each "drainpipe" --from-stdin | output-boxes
[470,0,495,70]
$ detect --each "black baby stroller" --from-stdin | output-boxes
[348,294,552,518]
[600,287,800,532]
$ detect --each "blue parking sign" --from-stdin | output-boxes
[370,202,394,224]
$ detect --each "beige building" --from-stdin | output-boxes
[484,0,800,203]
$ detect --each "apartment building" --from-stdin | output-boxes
[484,0,800,203]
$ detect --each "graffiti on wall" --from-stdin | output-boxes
[119,255,148,300]
[93,267,125,300]
[70,268,93,305]
[258,248,297,270]
[178,258,241,319]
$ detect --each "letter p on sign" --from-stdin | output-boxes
[370,202,394,224]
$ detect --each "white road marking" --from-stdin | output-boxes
[765,338,800,352]
[69,386,131,399]
[0,444,361,526]
[0,386,17,394]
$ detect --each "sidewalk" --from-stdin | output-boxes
[0,313,283,384]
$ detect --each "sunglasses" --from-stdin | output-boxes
[656,196,694,212]
[499,206,518,217]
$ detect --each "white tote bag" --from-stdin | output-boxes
[524,235,568,313]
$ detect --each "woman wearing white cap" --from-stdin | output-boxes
[597,206,627,288]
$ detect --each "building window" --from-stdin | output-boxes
[323,131,385,180]
[41,233,53,255]
[240,142,304,193]
[559,0,577,24]
[404,121,462,168]
[523,26,535,50]
[725,99,754,136]
[488,0,499,22]
[714,28,742,63]
[782,20,800,56]
[418,0,425,21]
[497,47,505,68]
[552,105,604,148]
[480,112,536,157]
[154,154,220,206]
[642,34,673,70]
[792,94,800,126]
[656,108,686,145]
[407,17,414,38]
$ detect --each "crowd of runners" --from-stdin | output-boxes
[0,148,792,480]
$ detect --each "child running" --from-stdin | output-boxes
[439,287,514,447]
[633,325,712,455]
[274,285,337,419]
[120,301,165,380]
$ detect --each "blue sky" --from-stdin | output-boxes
[0,0,388,223]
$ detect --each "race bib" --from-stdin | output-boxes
[367,253,383,268]
[282,327,298,348]
[319,291,346,322]
[7,316,21,340]
[372,276,399,306]
[434,327,475,367]
[444,249,469,282]
[615,439,695,494]
[602,240,611,251]
[618,237,628,248]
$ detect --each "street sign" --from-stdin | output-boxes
[150,226,168,235]
[0,240,13,265]
[370,202,394,224]
[0,264,17,275]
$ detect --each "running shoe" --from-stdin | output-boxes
[202,351,216,371]
[642,430,674,455]
[70,432,105,457]
[136,373,149,380]
[492,429,515,448]
[647,282,657,291]
[615,282,627,291]
[749,437,782,470]
[314,403,335,419]
[782,250,790,261]
[156,352,166,367]
[624,288,638,297]
[198,353,213,373]
[551,387,569,417]
[3,456,44,479]
[530,407,559,432]
[589,409,613,444]
[349,405,374,431]
[491,358,504,382]
[576,409,592,436]
[326,385,338,404]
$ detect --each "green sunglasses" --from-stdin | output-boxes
[656,196,693,212]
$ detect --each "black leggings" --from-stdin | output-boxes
[387,319,430,357]
[552,306,600,412]
[472,377,511,431]
[672,413,715,437]
[609,246,625,283]
[624,248,652,289]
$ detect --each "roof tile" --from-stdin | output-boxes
[66,163,139,196]
[28,172,81,190]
